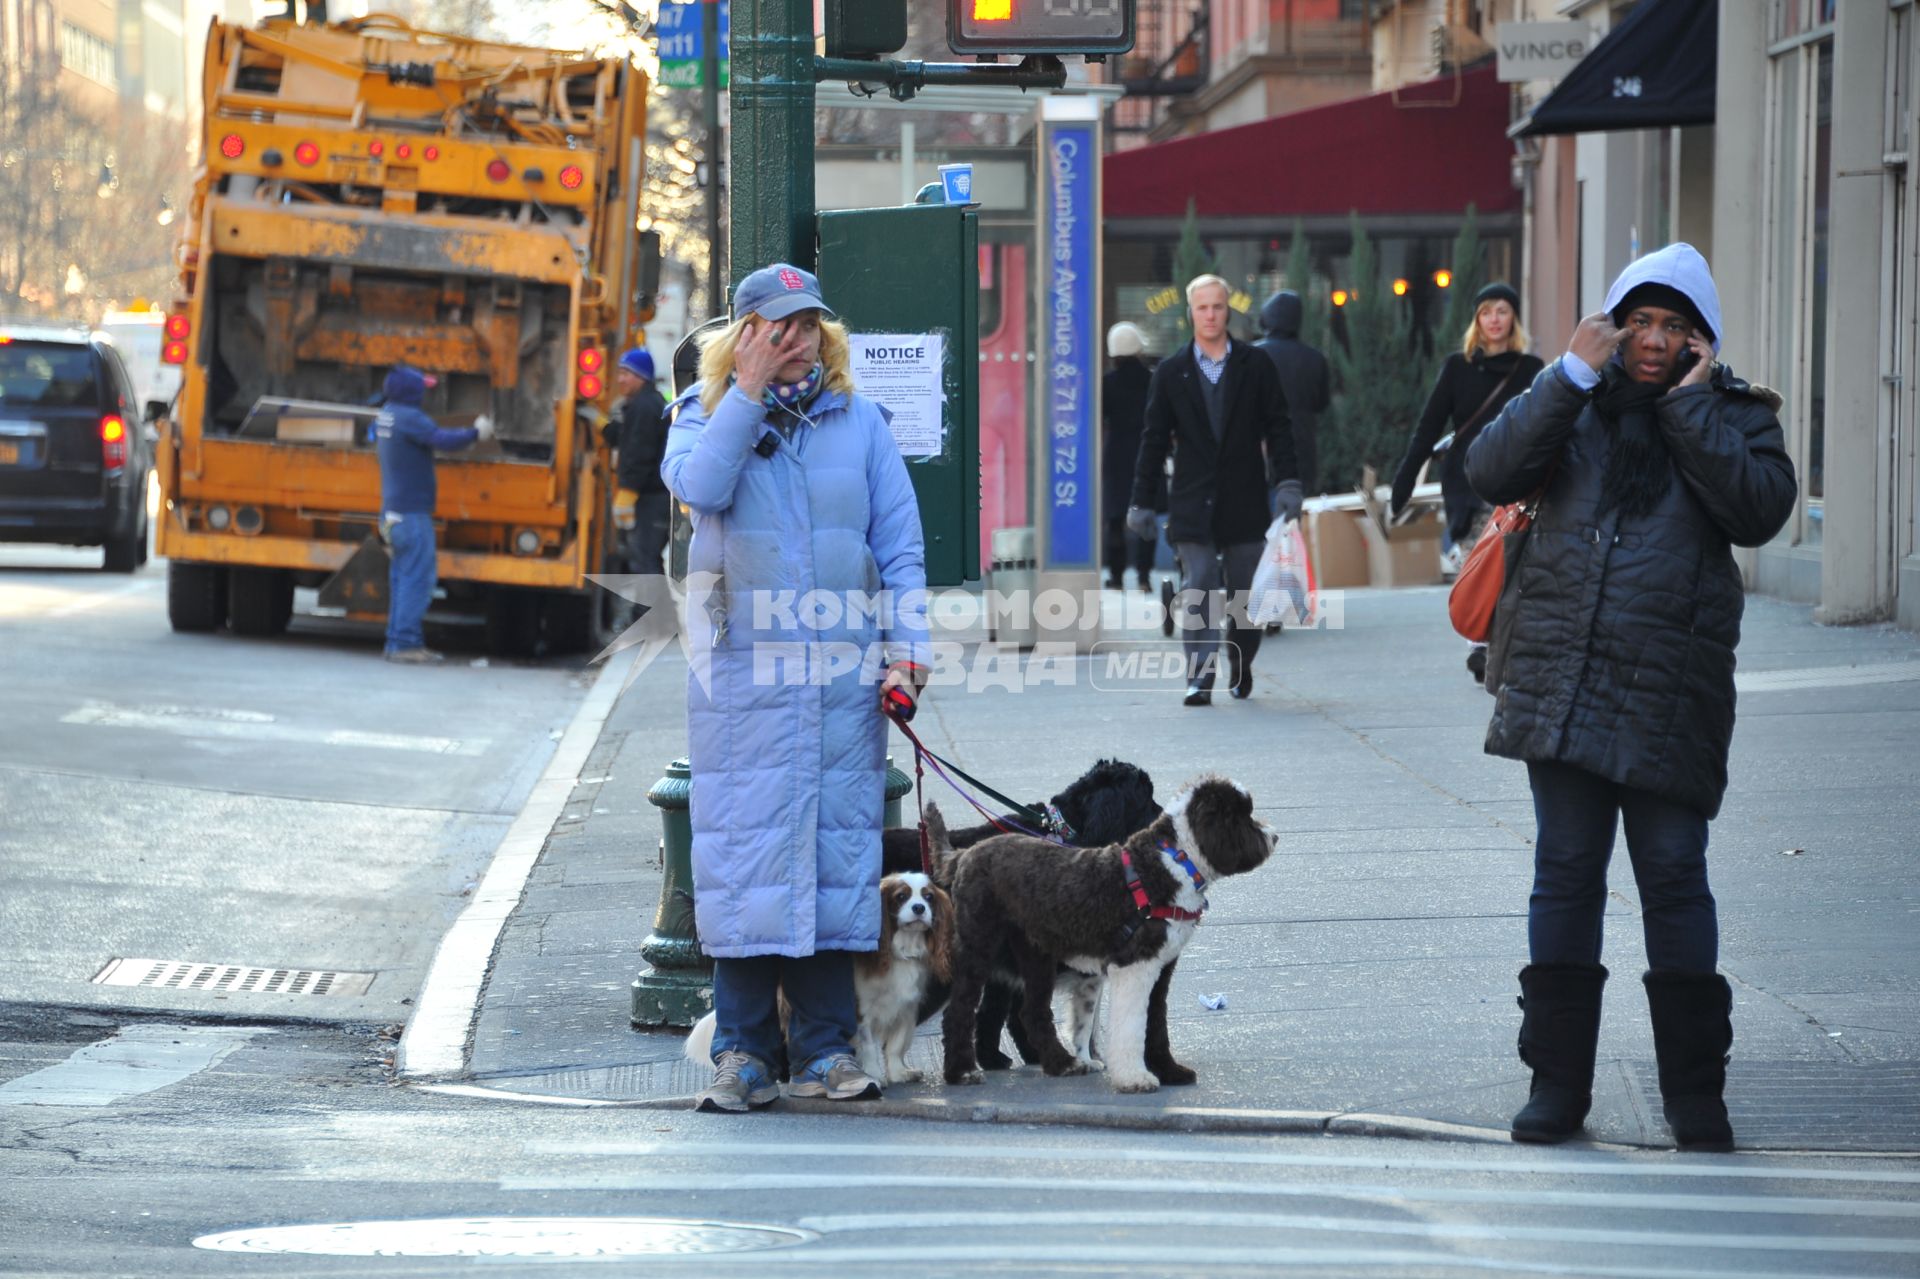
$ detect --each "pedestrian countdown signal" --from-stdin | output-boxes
[948,0,1134,56]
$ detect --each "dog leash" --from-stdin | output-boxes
[884,708,1069,863]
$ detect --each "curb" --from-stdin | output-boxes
[395,644,641,1079]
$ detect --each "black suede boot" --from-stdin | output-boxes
[1511,962,1608,1144]
[1643,969,1736,1152]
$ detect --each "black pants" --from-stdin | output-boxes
[626,491,671,576]
[1103,514,1156,586]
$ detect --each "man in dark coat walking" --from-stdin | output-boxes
[1102,321,1157,592]
[609,348,670,575]
[1465,243,1796,1153]
[1127,275,1300,706]
[1253,290,1330,495]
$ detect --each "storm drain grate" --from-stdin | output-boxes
[92,958,375,998]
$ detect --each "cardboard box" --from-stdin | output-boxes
[1306,506,1370,590]
[1355,504,1445,587]
[277,415,358,445]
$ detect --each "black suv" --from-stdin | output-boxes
[0,324,154,571]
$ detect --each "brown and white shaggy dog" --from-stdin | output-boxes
[933,778,1275,1094]
[683,872,953,1087]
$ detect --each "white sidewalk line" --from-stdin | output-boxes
[396,644,640,1078]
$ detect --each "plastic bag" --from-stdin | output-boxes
[1247,517,1315,628]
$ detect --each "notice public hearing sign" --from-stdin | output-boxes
[1495,21,1593,83]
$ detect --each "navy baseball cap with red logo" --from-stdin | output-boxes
[732,262,835,322]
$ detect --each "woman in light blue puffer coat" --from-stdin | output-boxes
[662,263,930,1112]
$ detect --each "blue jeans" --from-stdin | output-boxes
[1526,761,1717,971]
[711,951,857,1070]
[384,514,437,653]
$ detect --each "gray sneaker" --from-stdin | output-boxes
[694,1050,780,1113]
[787,1051,881,1101]
[384,647,446,664]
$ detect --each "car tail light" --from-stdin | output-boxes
[369,139,385,158]
[558,165,584,190]
[485,158,511,183]
[293,140,320,167]
[576,373,603,400]
[219,133,245,160]
[423,145,440,162]
[577,348,603,374]
[100,416,127,470]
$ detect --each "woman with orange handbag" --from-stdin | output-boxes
[1463,245,1796,1152]
[1389,283,1543,683]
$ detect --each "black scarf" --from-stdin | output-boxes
[1592,366,1673,519]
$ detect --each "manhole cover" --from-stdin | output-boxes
[192,1216,817,1257]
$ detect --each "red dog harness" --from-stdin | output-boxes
[1119,843,1209,924]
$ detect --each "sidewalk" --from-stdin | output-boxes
[458,581,1920,1153]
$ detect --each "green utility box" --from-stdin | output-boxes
[817,204,981,586]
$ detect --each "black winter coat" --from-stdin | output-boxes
[1254,293,1331,494]
[1464,361,1797,818]
[1102,357,1159,514]
[1393,350,1545,540]
[1132,340,1296,547]
[613,384,669,495]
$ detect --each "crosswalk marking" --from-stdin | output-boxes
[522,1138,1920,1185]
[61,701,488,756]
[500,1171,1920,1218]
[0,1024,274,1108]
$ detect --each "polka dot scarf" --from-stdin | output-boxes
[759,363,823,417]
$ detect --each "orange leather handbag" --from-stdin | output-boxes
[1448,485,1548,643]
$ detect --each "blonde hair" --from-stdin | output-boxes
[1185,273,1231,305]
[697,312,857,414]
[1462,300,1531,359]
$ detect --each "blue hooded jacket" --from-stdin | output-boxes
[374,367,477,515]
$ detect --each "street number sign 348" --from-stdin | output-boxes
[948,0,1134,56]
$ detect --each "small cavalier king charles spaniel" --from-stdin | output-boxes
[684,872,953,1087]
[933,777,1275,1094]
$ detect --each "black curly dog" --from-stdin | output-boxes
[881,758,1161,1070]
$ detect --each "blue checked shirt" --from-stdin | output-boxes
[1194,342,1228,385]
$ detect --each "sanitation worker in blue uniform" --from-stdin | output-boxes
[373,365,490,663]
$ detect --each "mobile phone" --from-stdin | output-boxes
[1676,347,1700,374]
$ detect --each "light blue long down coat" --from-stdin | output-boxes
[662,382,930,958]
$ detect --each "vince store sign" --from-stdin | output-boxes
[1495,21,1595,83]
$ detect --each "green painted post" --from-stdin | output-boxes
[728,0,816,278]
[631,758,713,1027]
[883,754,912,828]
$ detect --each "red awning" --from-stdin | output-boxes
[1104,66,1518,222]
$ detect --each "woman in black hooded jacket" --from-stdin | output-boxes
[1465,245,1796,1152]
[1391,283,1544,682]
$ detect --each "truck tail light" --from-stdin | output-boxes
[576,373,603,400]
[577,348,603,374]
[293,140,320,167]
[100,415,127,470]
[162,314,190,365]
[369,139,385,158]
[485,159,511,182]
[558,165,584,190]
[423,145,440,162]
[218,133,245,159]
[396,142,413,160]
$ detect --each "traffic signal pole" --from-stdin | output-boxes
[729,0,817,277]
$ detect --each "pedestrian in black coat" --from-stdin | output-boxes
[1102,322,1158,592]
[610,348,670,574]
[1253,290,1330,495]
[1464,244,1796,1154]
[1126,275,1299,705]
[1390,282,1544,549]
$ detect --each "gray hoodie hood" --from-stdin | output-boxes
[1260,290,1303,339]
[1602,242,1723,354]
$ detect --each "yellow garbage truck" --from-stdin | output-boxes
[157,13,655,652]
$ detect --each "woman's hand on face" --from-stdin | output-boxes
[733,319,804,402]
[1567,311,1629,372]
[1672,334,1715,392]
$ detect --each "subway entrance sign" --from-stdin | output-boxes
[817,204,981,587]
[948,0,1133,56]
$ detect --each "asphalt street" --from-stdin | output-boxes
[3,543,1918,1277]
